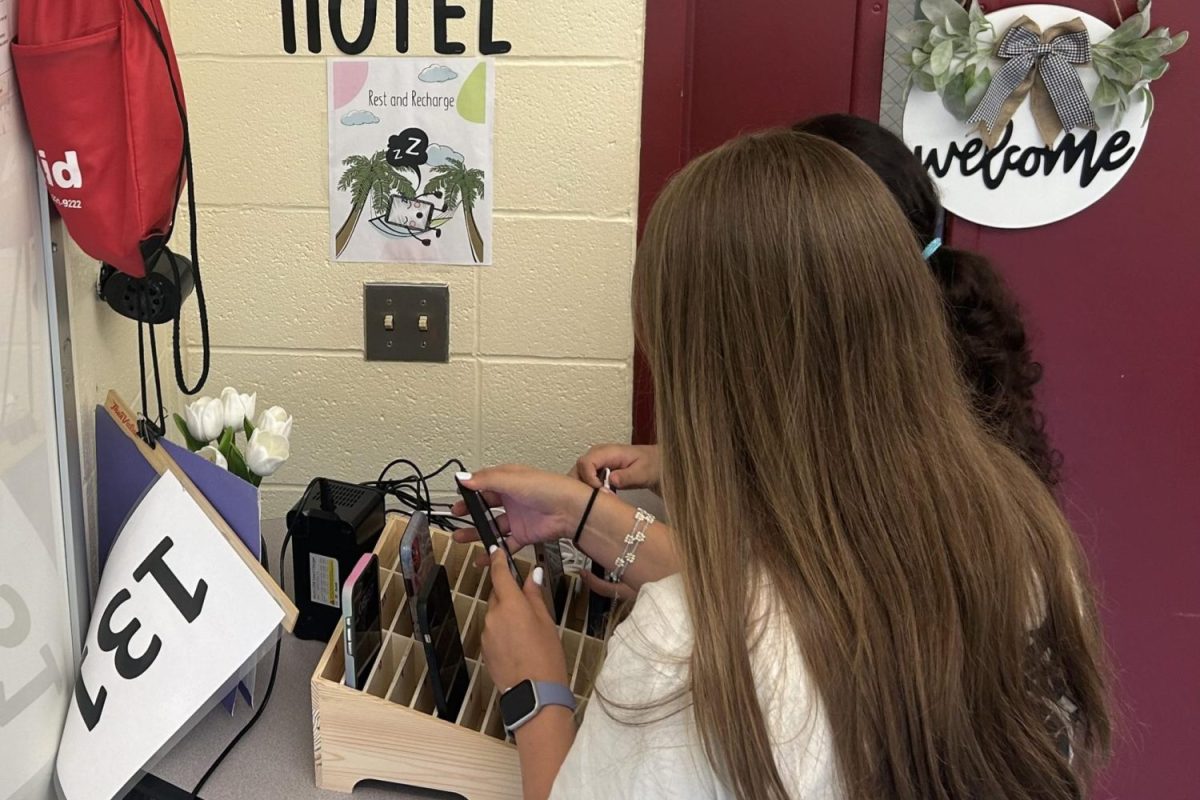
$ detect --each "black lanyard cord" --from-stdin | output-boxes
[131,0,212,396]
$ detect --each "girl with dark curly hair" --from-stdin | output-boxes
[795,114,1061,488]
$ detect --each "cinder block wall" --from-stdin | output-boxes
[166,1,647,516]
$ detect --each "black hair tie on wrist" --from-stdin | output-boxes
[573,485,601,546]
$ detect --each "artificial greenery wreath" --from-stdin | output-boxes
[900,0,1187,126]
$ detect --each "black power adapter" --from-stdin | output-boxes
[286,478,386,641]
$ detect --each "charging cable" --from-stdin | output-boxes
[362,457,473,530]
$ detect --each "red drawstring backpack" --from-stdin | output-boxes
[12,0,211,438]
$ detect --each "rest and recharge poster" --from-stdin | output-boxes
[328,58,495,265]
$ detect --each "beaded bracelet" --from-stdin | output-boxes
[608,508,655,584]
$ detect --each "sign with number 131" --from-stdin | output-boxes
[55,474,284,800]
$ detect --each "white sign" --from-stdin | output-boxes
[0,483,74,800]
[55,473,284,800]
[903,4,1147,229]
[328,58,494,265]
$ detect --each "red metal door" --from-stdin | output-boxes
[636,1,1199,795]
[634,0,889,442]
[954,3,1200,796]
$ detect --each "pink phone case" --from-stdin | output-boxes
[342,553,381,689]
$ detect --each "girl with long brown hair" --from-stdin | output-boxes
[795,113,1060,487]
[453,129,1109,800]
[576,114,1060,495]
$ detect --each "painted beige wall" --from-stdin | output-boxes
[167,2,646,517]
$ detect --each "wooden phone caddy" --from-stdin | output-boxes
[311,516,610,799]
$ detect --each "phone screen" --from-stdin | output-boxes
[417,565,469,720]
[343,554,382,689]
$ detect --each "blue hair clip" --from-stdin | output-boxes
[923,205,946,260]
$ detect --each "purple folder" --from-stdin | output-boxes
[96,406,263,711]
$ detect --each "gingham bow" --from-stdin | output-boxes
[969,16,1098,149]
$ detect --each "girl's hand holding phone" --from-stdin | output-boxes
[451,466,591,550]
[481,546,570,691]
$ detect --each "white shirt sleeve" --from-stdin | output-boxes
[550,575,722,799]
[549,575,843,800]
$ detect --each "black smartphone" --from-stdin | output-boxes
[416,565,469,720]
[456,478,521,582]
[586,559,613,637]
[342,553,382,690]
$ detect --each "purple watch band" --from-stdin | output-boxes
[532,681,577,713]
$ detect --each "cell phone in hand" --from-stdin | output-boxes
[456,478,521,582]
[342,553,382,690]
[416,565,469,720]
[400,511,435,629]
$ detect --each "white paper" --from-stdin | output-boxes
[328,57,494,265]
[0,0,13,82]
[54,473,284,800]
[1,0,22,161]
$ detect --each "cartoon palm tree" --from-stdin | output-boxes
[335,150,415,257]
[425,158,486,263]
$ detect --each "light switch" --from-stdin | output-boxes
[363,283,450,363]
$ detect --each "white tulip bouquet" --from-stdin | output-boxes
[173,387,293,487]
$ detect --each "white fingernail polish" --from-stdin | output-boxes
[489,545,498,554]
[533,567,544,586]
[456,471,473,482]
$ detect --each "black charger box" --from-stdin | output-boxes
[286,478,386,641]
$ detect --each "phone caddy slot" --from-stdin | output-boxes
[288,478,386,640]
[311,516,611,799]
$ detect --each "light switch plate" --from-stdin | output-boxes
[363,283,449,362]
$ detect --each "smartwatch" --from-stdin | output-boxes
[500,680,577,734]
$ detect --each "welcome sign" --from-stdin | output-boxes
[902,4,1152,229]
